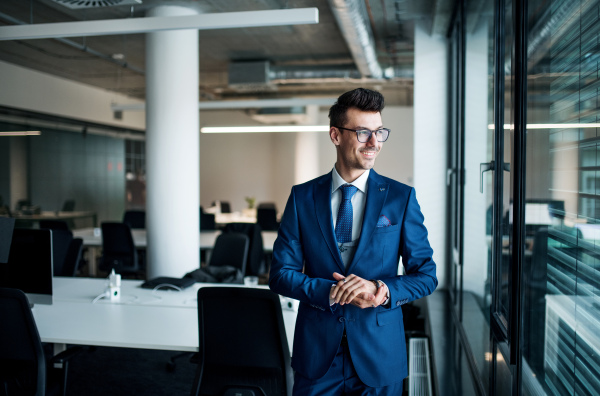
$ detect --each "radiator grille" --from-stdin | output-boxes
[408,337,433,396]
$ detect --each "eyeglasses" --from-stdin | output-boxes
[334,126,390,143]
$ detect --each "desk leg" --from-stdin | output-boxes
[86,246,99,277]
[54,343,67,355]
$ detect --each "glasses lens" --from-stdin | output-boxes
[376,129,389,142]
[356,130,371,142]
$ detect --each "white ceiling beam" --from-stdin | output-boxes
[0,8,318,41]
[111,97,337,112]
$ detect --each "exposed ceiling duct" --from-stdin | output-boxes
[327,0,387,79]
[50,0,142,9]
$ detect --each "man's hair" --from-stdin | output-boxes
[328,88,385,127]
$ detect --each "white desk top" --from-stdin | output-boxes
[33,277,296,352]
[73,228,277,253]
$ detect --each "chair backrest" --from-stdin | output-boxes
[49,229,74,277]
[61,238,83,277]
[122,210,146,229]
[209,233,249,275]
[39,220,70,231]
[61,199,75,212]
[200,210,216,231]
[100,222,138,274]
[15,199,31,211]
[212,200,231,213]
[191,287,292,396]
[256,206,278,231]
[0,287,46,396]
[223,223,264,276]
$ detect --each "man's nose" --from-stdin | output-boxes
[366,131,378,145]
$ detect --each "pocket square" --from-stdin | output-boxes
[377,215,391,227]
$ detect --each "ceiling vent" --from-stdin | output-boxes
[249,107,308,125]
[228,61,276,92]
[51,0,142,9]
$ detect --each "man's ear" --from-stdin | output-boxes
[330,127,341,146]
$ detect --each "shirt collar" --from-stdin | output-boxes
[331,166,370,194]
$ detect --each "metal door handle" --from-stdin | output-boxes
[480,161,510,193]
[480,161,494,193]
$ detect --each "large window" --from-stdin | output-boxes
[523,0,600,394]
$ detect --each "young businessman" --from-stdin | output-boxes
[269,88,438,395]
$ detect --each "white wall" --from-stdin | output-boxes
[0,60,145,130]
[199,106,414,214]
[414,21,448,289]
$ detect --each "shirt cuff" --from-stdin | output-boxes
[380,281,390,306]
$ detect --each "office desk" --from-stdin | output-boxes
[33,277,297,353]
[73,228,278,276]
[8,211,98,227]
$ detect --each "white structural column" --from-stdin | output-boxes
[413,21,448,288]
[145,5,199,278]
[294,105,321,184]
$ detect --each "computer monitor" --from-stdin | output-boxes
[0,228,53,305]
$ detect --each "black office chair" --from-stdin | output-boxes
[256,204,279,231]
[222,223,264,276]
[212,201,231,214]
[61,200,75,212]
[0,287,46,395]
[200,211,216,231]
[209,233,250,276]
[61,238,83,277]
[99,222,141,277]
[122,210,146,229]
[39,220,70,231]
[0,287,83,396]
[15,199,31,212]
[49,229,74,278]
[190,287,293,396]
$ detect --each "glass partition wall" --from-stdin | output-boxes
[523,0,600,394]
[448,0,600,394]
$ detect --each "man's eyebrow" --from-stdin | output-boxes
[353,125,384,129]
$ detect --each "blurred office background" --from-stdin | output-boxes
[1,0,599,395]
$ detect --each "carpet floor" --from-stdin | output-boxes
[62,346,197,395]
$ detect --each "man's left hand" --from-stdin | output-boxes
[330,272,388,309]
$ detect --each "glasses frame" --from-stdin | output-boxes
[333,126,390,143]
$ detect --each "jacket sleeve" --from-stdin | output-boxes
[268,186,336,312]
[382,187,438,309]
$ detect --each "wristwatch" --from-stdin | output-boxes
[369,279,382,291]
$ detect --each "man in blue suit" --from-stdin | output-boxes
[269,88,437,395]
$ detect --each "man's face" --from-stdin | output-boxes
[330,107,383,181]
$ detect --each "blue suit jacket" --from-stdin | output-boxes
[269,170,438,387]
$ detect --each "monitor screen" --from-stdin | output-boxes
[0,228,53,305]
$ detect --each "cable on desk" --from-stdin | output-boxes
[92,291,109,304]
[151,284,183,294]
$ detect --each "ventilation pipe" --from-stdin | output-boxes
[328,0,387,79]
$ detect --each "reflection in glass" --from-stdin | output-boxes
[524,0,600,394]
[461,2,495,393]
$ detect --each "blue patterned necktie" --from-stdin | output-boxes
[335,184,358,243]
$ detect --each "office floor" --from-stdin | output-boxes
[63,346,196,395]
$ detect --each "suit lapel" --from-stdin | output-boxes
[347,170,389,273]
[314,172,346,272]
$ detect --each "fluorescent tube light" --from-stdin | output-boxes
[201,125,330,133]
[488,123,600,130]
[0,8,319,41]
[0,131,41,136]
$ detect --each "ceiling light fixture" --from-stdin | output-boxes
[0,8,319,41]
[0,131,42,136]
[488,123,600,129]
[200,125,330,133]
